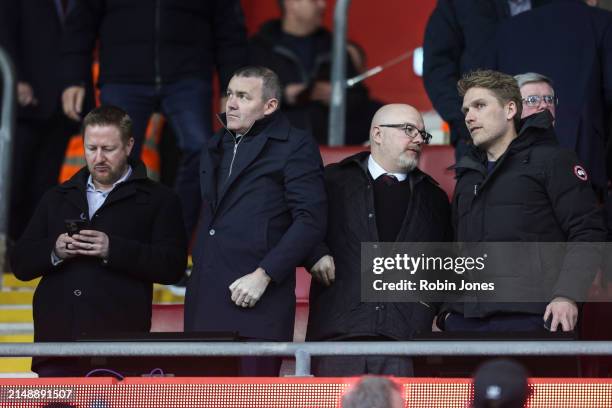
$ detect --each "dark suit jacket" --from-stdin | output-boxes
[184,111,327,341]
[487,0,612,190]
[305,152,453,341]
[0,0,93,119]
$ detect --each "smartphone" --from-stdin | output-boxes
[65,219,88,236]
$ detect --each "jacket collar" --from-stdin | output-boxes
[210,110,287,150]
[57,159,149,216]
[456,110,556,171]
[337,150,437,189]
[59,158,148,193]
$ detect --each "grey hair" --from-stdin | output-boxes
[341,376,402,408]
[514,72,555,94]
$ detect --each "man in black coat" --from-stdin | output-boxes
[305,104,452,376]
[0,0,94,244]
[11,106,187,376]
[184,66,327,376]
[487,0,612,196]
[442,70,606,332]
[59,0,248,237]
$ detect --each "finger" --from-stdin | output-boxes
[561,315,571,332]
[550,313,560,332]
[236,293,248,307]
[75,89,84,114]
[229,279,240,292]
[328,263,336,283]
[543,305,551,323]
[62,94,73,118]
[320,270,330,286]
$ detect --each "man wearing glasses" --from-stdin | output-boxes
[305,104,452,376]
[515,72,557,120]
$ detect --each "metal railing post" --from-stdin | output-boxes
[294,348,312,377]
[0,47,16,285]
[328,0,351,146]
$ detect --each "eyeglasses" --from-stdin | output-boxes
[378,123,432,144]
[522,94,557,107]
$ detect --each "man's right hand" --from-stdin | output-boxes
[62,86,85,121]
[54,233,80,260]
[309,255,335,286]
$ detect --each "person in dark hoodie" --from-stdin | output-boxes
[248,0,371,145]
[59,0,248,238]
[440,70,605,333]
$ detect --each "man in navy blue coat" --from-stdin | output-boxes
[487,0,612,194]
[184,66,327,376]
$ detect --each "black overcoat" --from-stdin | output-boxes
[305,152,453,341]
[184,111,327,341]
[11,160,187,341]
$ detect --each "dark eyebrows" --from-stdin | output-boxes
[461,98,486,114]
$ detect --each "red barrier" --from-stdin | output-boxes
[1,377,611,407]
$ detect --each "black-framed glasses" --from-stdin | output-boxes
[378,123,432,144]
[522,94,557,107]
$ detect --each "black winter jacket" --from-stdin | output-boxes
[449,111,606,318]
[61,0,247,89]
[11,160,187,342]
[305,152,453,341]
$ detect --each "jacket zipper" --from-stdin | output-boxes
[215,115,256,180]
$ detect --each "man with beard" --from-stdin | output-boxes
[11,105,187,376]
[305,104,452,376]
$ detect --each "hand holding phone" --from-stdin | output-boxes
[65,219,88,236]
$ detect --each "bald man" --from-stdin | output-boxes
[304,104,452,376]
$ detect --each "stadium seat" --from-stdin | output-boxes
[151,304,184,332]
[419,145,455,199]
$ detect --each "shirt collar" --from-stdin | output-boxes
[87,165,133,193]
[367,155,408,182]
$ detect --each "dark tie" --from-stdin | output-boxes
[379,174,399,186]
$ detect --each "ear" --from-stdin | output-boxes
[371,125,383,145]
[263,98,279,115]
[506,100,518,122]
[125,137,135,156]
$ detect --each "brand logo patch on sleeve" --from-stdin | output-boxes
[573,165,588,181]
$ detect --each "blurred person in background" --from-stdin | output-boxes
[60,0,248,239]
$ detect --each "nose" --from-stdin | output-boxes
[537,98,548,110]
[226,95,238,111]
[95,148,105,162]
[464,109,475,124]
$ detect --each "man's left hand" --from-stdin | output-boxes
[229,267,271,308]
[71,230,110,259]
[543,296,578,332]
